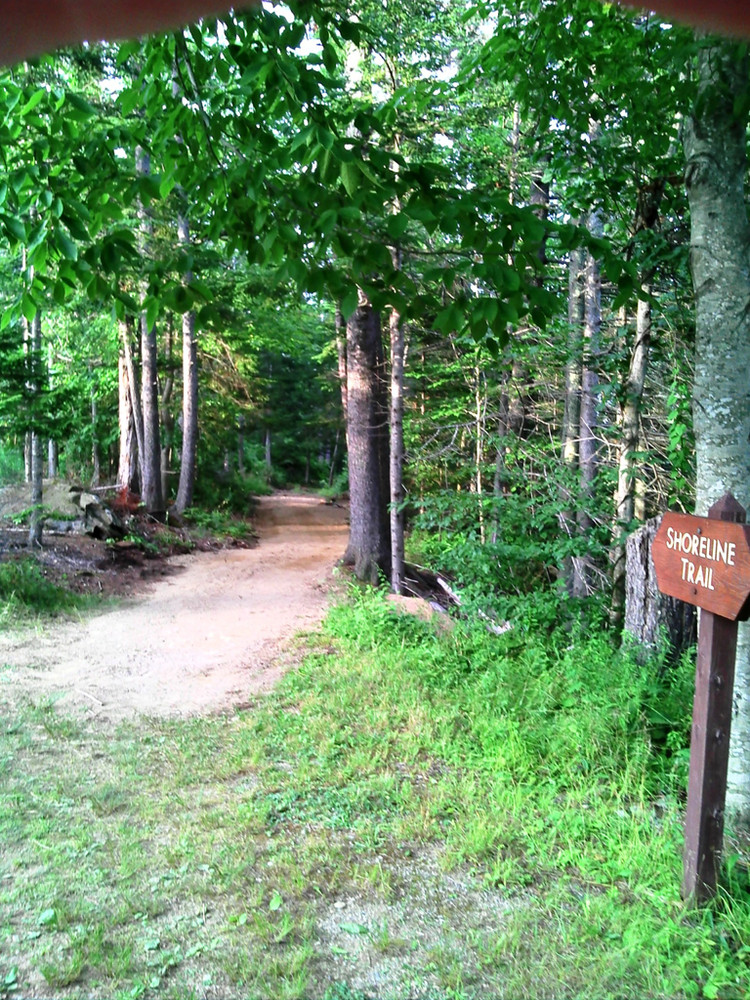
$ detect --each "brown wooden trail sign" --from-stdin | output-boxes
[652,508,750,620]
[652,493,746,904]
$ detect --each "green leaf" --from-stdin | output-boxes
[61,211,89,242]
[338,20,361,43]
[37,907,56,927]
[100,239,119,272]
[188,278,212,302]
[54,228,78,261]
[65,92,97,119]
[20,88,46,116]
[386,212,409,241]
[269,891,282,911]
[340,161,360,199]
[3,215,26,244]
[145,298,159,332]
[159,173,176,199]
[21,295,38,325]
[340,288,359,320]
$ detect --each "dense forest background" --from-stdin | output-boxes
[0,0,728,787]
[7,3,750,997]
[0,0,701,589]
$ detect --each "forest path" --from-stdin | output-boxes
[0,493,348,721]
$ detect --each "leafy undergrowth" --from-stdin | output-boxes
[1,589,749,999]
[0,559,99,627]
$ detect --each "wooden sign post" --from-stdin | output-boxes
[652,493,750,904]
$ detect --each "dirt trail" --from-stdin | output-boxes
[0,494,348,721]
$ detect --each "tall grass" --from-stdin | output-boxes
[0,559,94,626]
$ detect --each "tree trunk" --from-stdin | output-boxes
[141,311,164,516]
[27,311,43,548]
[29,430,43,547]
[342,297,391,583]
[572,217,603,597]
[136,147,164,517]
[160,371,174,506]
[48,438,58,480]
[120,317,145,493]
[682,41,750,834]
[175,212,199,514]
[624,516,696,664]
[560,246,585,592]
[389,299,406,594]
[47,344,58,479]
[612,285,652,624]
[474,363,486,544]
[237,413,245,476]
[117,352,138,493]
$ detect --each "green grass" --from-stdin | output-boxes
[0,559,97,627]
[1,588,749,998]
[182,507,257,544]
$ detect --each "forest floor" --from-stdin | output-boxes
[1,490,530,1000]
[0,491,350,720]
[1,490,730,1000]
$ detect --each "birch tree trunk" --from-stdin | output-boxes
[47,344,58,479]
[561,247,585,471]
[175,213,199,514]
[27,310,43,547]
[136,147,164,517]
[572,218,602,597]
[120,316,145,492]
[682,42,750,834]
[560,246,585,592]
[389,299,406,594]
[117,352,138,493]
[612,286,652,624]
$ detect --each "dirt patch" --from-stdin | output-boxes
[0,493,349,722]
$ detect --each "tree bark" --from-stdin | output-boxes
[175,213,199,514]
[48,438,58,480]
[27,310,43,547]
[342,297,391,584]
[682,41,750,833]
[136,147,164,517]
[47,344,58,479]
[624,516,696,664]
[120,316,145,493]
[389,299,406,593]
[117,352,139,493]
[140,311,164,516]
[572,215,603,597]
[612,285,652,624]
